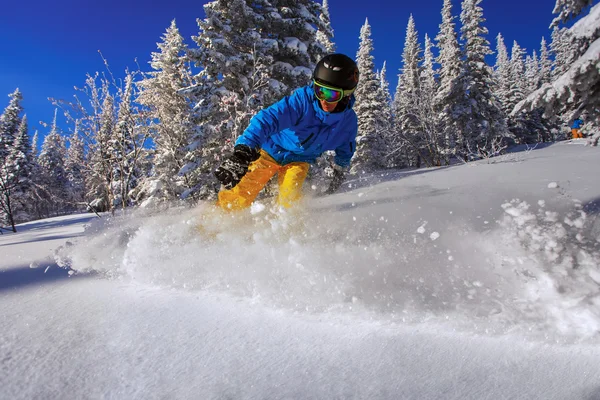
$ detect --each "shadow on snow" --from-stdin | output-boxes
[14,214,98,233]
[0,264,94,293]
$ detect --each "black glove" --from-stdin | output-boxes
[214,145,260,189]
[324,167,345,195]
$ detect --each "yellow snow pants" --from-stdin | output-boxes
[217,150,310,211]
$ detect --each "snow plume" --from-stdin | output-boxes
[54,204,518,332]
[54,195,600,340]
[54,205,356,312]
[499,199,600,338]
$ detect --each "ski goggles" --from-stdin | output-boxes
[313,80,355,103]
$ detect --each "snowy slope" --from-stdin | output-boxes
[1,141,600,399]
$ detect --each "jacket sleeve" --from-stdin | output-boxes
[333,114,358,168]
[235,88,308,150]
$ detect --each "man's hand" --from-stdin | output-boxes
[214,145,260,189]
[324,165,346,195]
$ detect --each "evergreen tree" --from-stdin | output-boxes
[352,18,388,172]
[189,0,325,197]
[539,37,553,85]
[65,123,86,209]
[12,116,33,178]
[434,0,465,162]
[87,92,115,212]
[110,73,134,209]
[109,72,147,210]
[377,61,394,165]
[0,89,24,166]
[316,0,336,54]
[508,41,527,111]
[28,129,45,220]
[513,2,600,134]
[459,0,507,157]
[551,0,594,26]
[524,51,541,93]
[38,111,68,216]
[189,0,273,193]
[191,0,324,137]
[551,27,576,79]
[7,116,34,221]
[419,34,444,166]
[493,33,511,114]
[136,20,199,204]
[31,131,39,159]
[0,89,24,231]
[392,15,422,167]
[509,109,558,144]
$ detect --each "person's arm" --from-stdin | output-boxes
[333,115,358,169]
[325,116,358,195]
[214,88,308,189]
[236,88,308,150]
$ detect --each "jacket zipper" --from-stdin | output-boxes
[300,133,314,147]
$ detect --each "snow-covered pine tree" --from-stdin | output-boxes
[493,33,511,114]
[38,111,68,217]
[392,15,422,168]
[0,89,24,231]
[550,26,576,79]
[87,91,115,213]
[179,77,222,201]
[267,0,326,90]
[509,49,557,144]
[192,0,323,137]
[0,89,23,166]
[551,0,594,26]
[31,131,39,159]
[352,18,389,173]
[434,0,465,162]
[105,71,150,211]
[514,2,600,138]
[65,123,86,211]
[524,51,541,94]
[6,115,34,223]
[419,34,445,166]
[459,0,507,157]
[539,37,553,85]
[189,0,325,194]
[377,61,394,165]
[508,41,527,111]
[27,129,46,220]
[509,108,557,144]
[316,0,336,54]
[192,0,271,139]
[189,0,273,199]
[110,72,136,210]
[136,20,200,205]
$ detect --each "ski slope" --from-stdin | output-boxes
[1,141,600,399]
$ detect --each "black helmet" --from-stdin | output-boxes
[313,54,359,91]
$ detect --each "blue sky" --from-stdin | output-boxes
[0,0,569,138]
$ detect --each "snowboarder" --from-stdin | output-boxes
[214,53,360,211]
[571,118,584,139]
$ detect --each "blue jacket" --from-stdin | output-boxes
[235,85,358,168]
[572,119,583,129]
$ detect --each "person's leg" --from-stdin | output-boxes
[217,150,280,211]
[277,162,310,208]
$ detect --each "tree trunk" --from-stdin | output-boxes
[3,192,17,233]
